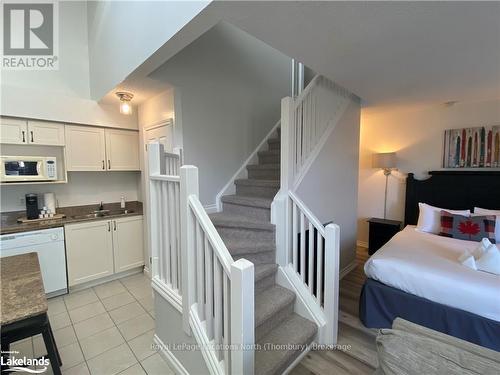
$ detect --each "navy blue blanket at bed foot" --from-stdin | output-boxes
[359,278,500,352]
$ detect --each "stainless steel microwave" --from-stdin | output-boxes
[1,156,57,182]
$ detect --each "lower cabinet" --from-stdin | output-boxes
[65,216,144,287]
[112,216,145,273]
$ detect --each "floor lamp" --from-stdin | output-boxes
[372,152,397,219]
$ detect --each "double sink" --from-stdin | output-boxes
[70,209,135,220]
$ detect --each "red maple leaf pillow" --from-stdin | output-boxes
[440,211,496,243]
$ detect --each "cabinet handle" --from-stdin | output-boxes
[22,131,25,143]
[30,131,34,143]
[113,221,117,231]
[108,160,111,169]
[108,222,111,231]
[102,160,105,170]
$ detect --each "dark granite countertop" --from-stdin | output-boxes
[0,201,143,235]
[1,252,47,326]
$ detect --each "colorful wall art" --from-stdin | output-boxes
[443,126,500,168]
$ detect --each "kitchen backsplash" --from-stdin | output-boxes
[1,172,140,212]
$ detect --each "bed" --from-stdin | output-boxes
[359,171,500,351]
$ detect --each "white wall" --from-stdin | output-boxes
[357,98,500,243]
[295,102,361,268]
[149,22,291,205]
[1,1,137,129]
[1,172,139,212]
[86,0,210,100]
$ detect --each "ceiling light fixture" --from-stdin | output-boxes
[116,92,134,115]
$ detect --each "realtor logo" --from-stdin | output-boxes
[2,1,59,70]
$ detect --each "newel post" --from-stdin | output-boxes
[323,224,340,344]
[280,96,295,191]
[180,165,199,335]
[148,143,162,279]
[276,97,295,266]
[230,259,255,375]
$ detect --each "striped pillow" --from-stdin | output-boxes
[440,211,496,243]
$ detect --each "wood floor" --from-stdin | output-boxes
[291,247,379,375]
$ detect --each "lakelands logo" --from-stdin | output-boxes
[1,0,59,70]
[0,351,49,373]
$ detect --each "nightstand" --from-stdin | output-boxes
[367,218,402,255]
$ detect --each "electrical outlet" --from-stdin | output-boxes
[19,196,25,205]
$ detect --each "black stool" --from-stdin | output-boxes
[1,312,62,375]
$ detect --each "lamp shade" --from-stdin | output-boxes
[372,152,397,169]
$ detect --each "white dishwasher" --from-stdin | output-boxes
[0,227,68,297]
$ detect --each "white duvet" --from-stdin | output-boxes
[364,226,500,322]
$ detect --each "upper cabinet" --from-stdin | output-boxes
[28,121,65,146]
[105,129,140,171]
[1,117,140,173]
[1,118,28,144]
[1,118,65,146]
[65,125,107,171]
[65,125,139,171]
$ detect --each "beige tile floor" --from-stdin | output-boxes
[10,273,175,375]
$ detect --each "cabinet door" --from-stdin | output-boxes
[65,220,114,286]
[28,121,65,145]
[105,129,140,171]
[112,216,144,273]
[0,118,28,144]
[65,125,106,171]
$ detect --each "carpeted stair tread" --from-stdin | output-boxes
[220,194,273,209]
[255,285,295,329]
[222,237,275,255]
[255,313,317,375]
[255,264,279,283]
[209,212,275,231]
[267,137,281,145]
[234,179,280,187]
[258,150,280,157]
[246,164,280,171]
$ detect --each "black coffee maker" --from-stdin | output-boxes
[25,194,39,220]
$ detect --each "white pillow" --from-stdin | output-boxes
[473,207,500,243]
[416,203,470,234]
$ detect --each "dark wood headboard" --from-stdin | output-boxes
[404,171,500,225]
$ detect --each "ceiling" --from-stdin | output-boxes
[107,1,500,109]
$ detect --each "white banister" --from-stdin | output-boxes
[273,75,348,345]
[230,259,255,375]
[180,165,255,375]
[149,143,183,311]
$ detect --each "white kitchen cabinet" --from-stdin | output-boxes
[65,216,144,286]
[112,216,144,272]
[0,118,28,144]
[65,125,106,171]
[65,220,115,286]
[105,129,140,171]
[27,121,65,146]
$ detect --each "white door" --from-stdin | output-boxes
[65,125,106,171]
[27,121,65,146]
[105,129,140,171]
[0,118,28,144]
[65,220,114,286]
[112,216,144,273]
[143,124,172,273]
[145,125,172,151]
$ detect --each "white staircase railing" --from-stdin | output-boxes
[284,75,353,189]
[149,143,182,311]
[273,74,349,345]
[181,165,255,375]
